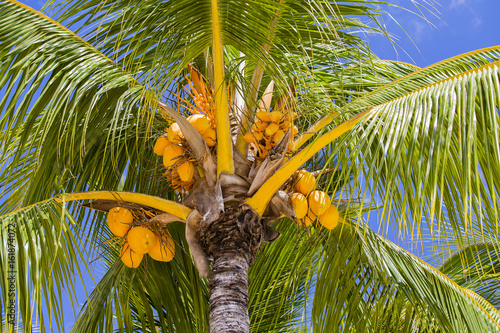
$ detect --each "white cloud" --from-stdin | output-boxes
[450,0,467,8]
[411,20,428,43]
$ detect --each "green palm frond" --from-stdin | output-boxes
[0,0,155,213]
[358,222,500,332]
[71,221,209,333]
[44,0,387,90]
[436,240,500,309]
[0,200,88,333]
[311,217,500,332]
[304,46,500,258]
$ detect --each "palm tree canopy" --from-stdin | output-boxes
[1,0,500,332]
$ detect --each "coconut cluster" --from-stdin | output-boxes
[243,111,299,159]
[154,113,216,193]
[290,169,339,229]
[107,207,175,268]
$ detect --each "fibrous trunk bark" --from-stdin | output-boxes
[199,206,265,333]
[209,250,250,332]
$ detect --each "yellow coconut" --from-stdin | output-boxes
[177,161,195,182]
[255,111,272,122]
[127,226,157,254]
[167,123,184,143]
[243,132,257,144]
[265,123,279,137]
[148,234,175,262]
[319,205,339,230]
[187,114,211,134]
[121,243,143,268]
[308,190,331,216]
[270,111,283,123]
[107,207,133,237]
[291,193,308,219]
[163,144,184,168]
[295,170,317,195]
[302,210,316,227]
[273,130,285,144]
[153,136,171,156]
[202,128,217,147]
[252,121,268,132]
[292,125,299,137]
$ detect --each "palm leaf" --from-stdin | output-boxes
[0,200,88,332]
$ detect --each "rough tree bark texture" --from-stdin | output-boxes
[199,206,264,333]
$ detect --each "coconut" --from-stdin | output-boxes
[163,144,184,168]
[167,123,184,143]
[107,207,133,237]
[121,243,144,268]
[273,130,285,144]
[265,123,279,137]
[302,210,316,227]
[255,111,272,122]
[202,128,217,147]
[177,161,195,182]
[127,226,157,254]
[148,234,175,262]
[153,136,171,156]
[187,114,211,134]
[295,170,317,195]
[270,111,284,123]
[243,132,257,144]
[252,121,268,132]
[308,190,331,216]
[319,205,339,230]
[291,193,308,219]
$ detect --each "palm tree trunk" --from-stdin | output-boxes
[199,206,265,333]
[209,251,250,333]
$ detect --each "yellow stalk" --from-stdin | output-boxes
[245,109,372,216]
[291,110,339,151]
[211,0,234,175]
[54,191,192,220]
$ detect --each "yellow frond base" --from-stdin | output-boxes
[211,0,234,175]
[246,109,372,216]
[55,191,192,220]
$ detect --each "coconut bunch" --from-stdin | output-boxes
[289,169,339,229]
[107,207,175,268]
[243,110,299,159]
[153,71,218,193]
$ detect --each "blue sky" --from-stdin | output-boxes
[366,0,500,67]
[10,0,500,331]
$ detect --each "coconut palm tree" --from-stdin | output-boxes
[1,0,500,332]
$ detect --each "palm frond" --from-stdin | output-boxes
[0,0,154,214]
[45,0,388,91]
[436,240,500,309]
[312,217,500,332]
[0,200,88,333]
[357,222,500,332]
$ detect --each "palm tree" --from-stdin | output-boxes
[1,0,500,332]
